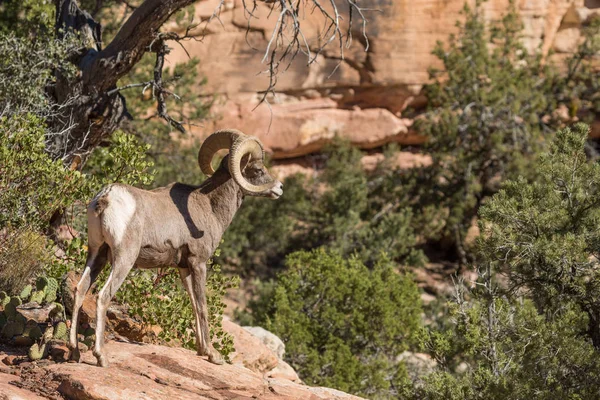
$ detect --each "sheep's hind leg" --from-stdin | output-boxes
[93,249,137,367]
[188,261,224,365]
[69,243,109,362]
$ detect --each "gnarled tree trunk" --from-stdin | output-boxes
[48,0,197,165]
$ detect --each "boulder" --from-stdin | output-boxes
[16,302,57,324]
[242,326,286,359]
[266,359,301,382]
[398,351,438,380]
[222,319,279,374]
[162,0,600,159]
[197,95,423,159]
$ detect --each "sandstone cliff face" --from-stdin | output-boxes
[167,0,599,159]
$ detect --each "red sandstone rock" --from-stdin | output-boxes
[162,0,600,157]
[223,318,279,374]
[0,371,47,399]
[49,345,71,363]
[42,341,363,400]
[2,355,17,366]
[198,96,424,159]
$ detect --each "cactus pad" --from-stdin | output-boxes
[47,278,59,293]
[29,290,45,304]
[49,303,65,320]
[44,289,57,304]
[0,292,9,307]
[4,297,20,319]
[43,326,54,342]
[28,343,47,361]
[35,276,49,292]
[1,320,24,338]
[83,335,95,349]
[53,321,68,340]
[83,327,95,337]
[24,322,43,340]
[19,285,32,300]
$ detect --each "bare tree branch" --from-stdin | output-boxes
[153,39,186,133]
[49,0,371,165]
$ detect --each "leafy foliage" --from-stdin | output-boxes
[0,0,54,36]
[0,114,90,293]
[408,2,553,261]
[0,114,90,231]
[84,130,155,188]
[256,249,422,398]
[410,125,600,399]
[413,299,600,400]
[478,123,600,346]
[117,50,212,187]
[223,141,426,275]
[115,250,239,359]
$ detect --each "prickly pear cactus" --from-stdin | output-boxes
[1,320,24,338]
[4,297,21,319]
[24,321,42,340]
[44,289,57,304]
[19,285,32,300]
[28,343,47,361]
[15,313,26,325]
[53,321,68,340]
[47,278,58,294]
[35,276,49,292]
[0,292,9,307]
[83,327,95,337]
[83,335,95,349]
[43,326,54,342]
[29,290,45,304]
[49,303,65,320]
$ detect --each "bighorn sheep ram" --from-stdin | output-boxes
[68,129,283,367]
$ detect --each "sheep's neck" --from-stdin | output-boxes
[198,171,244,237]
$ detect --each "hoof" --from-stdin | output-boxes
[94,352,109,367]
[208,352,225,365]
[69,347,81,363]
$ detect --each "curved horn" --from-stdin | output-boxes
[198,129,246,176]
[229,136,274,193]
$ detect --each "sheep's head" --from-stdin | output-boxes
[198,129,283,199]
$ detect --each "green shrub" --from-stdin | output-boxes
[115,250,239,359]
[0,114,91,230]
[410,124,600,399]
[84,131,155,188]
[478,123,600,347]
[407,2,552,262]
[259,249,422,398]
[0,114,91,293]
[223,141,426,276]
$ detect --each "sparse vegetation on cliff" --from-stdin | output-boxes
[2,0,600,399]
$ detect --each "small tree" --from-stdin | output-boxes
[410,124,600,399]
[479,123,600,347]
[261,249,422,398]
[410,1,553,264]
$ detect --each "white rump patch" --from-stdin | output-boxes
[102,186,136,246]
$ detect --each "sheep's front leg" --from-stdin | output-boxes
[69,244,109,362]
[93,250,136,367]
[186,260,224,365]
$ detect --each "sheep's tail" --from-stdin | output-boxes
[89,185,113,217]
